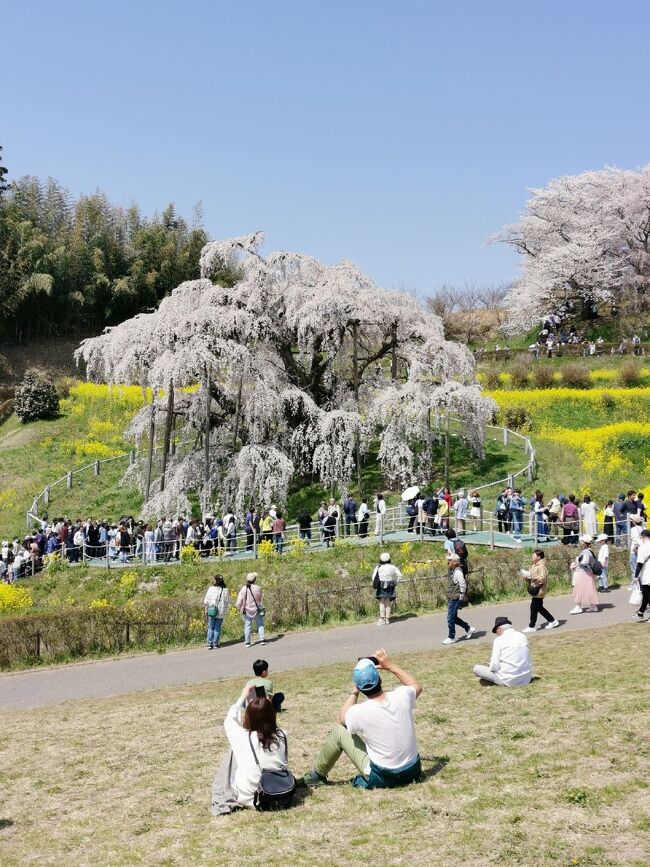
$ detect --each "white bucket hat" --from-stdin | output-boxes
[595,533,608,543]
[579,534,593,544]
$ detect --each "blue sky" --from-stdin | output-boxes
[3,0,650,292]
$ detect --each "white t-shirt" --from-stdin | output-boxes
[637,540,650,586]
[597,544,609,566]
[345,685,418,769]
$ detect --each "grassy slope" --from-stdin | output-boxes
[1,625,648,867]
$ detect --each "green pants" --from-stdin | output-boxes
[313,724,371,780]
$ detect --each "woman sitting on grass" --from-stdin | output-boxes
[221,686,288,809]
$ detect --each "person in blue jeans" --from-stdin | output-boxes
[203,574,230,649]
[442,553,476,645]
[510,490,525,541]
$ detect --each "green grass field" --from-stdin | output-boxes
[1,625,648,866]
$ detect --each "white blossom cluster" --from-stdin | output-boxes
[492,165,650,332]
[77,234,493,515]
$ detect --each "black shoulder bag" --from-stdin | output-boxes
[248,731,296,811]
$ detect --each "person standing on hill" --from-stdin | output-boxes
[236,572,266,648]
[509,489,525,542]
[343,494,357,536]
[521,549,559,632]
[569,536,600,614]
[580,495,598,537]
[357,498,370,538]
[613,494,627,546]
[372,552,402,625]
[560,495,580,545]
[374,493,386,537]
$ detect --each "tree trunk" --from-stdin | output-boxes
[204,367,211,512]
[160,382,174,493]
[351,320,360,401]
[144,401,156,503]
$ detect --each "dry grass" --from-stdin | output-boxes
[0,625,649,866]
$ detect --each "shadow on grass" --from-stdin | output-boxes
[0,819,14,830]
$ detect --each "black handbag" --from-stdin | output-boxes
[248,731,296,811]
[527,582,541,596]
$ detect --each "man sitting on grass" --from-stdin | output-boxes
[473,616,532,687]
[303,649,422,789]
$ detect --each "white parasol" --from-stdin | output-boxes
[401,485,420,502]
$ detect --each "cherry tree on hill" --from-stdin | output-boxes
[77,233,494,517]
[492,165,650,334]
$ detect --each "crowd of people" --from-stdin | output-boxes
[1,486,645,584]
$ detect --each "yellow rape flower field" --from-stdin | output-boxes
[486,386,650,501]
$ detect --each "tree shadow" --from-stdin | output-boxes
[0,820,14,830]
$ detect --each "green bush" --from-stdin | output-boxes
[14,370,59,423]
[484,367,501,389]
[503,405,532,431]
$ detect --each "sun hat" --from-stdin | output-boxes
[379,552,391,563]
[579,534,593,544]
[246,572,258,583]
[492,616,512,633]
[596,533,609,543]
[353,658,380,692]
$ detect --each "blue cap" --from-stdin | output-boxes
[353,659,380,692]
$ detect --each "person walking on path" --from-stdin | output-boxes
[633,529,650,621]
[442,552,476,645]
[596,533,610,592]
[204,574,230,649]
[236,573,266,648]
[521,549,559,633]
[473,616,532,687]
[629,514,644,583]
[569,536,600,614]
[372,552,402,625]
[302,649,422,790]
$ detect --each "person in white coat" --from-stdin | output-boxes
[473,617,532,686]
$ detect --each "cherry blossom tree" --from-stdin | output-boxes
[493,165,650,333]
[77,233,494,516]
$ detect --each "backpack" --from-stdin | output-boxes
[248,732,296,811]
[453,539,468,560]
[588,550,603,576]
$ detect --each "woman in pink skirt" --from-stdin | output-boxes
[569,535,600,614]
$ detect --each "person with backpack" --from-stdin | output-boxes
[569,536,600,614]
[444,529,468,575]
[422,491,438,535]
[236,572,266,647]
[442,552,476,645]
[371,552,402,625]
[521,549,559,632]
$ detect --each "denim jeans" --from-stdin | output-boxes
[599,565,609,590]
[275,532,284,554]
[511,511,523,538]
[243,613,265,644]
[299,529,312,541]
[536,514,548,540]
[447,599,469,639]
[629,552,637,582]
[207,615,223,647]
[615,521,626,546]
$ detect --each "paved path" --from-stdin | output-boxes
[0,587,638,712]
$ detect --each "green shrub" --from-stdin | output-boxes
[484,367,501,389]
[561,362,590,389]
[503,406,532,431]
[14,370,59,423]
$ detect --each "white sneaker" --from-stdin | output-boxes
[522,626,537,633]
[442,637,458,645]
[464,626,476,639]
[377,619,386,626]
[586,606,599,613]
[546,620,560,629]
[569,605,583,615]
